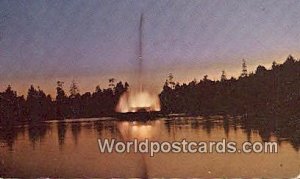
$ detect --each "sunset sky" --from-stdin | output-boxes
[1,0,300,96]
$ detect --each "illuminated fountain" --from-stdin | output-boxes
[115,14,161,116]
[116,91,160,113]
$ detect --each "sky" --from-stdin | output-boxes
[0,0,300,96]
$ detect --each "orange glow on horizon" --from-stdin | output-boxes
[1,52,300,97]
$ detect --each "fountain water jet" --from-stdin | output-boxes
[115,14,161,114]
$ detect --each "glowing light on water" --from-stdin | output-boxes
[117,120,162,140]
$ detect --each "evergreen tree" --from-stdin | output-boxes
[221,70,227,81]
[241,59,248,77]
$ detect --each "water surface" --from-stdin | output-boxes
[0,116,299,178]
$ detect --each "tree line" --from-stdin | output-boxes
[159,55,300,118]
[159,55,300,144]
[0,78,128,126]
[0,55,300,126]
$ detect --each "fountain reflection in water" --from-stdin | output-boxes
[117,120,162,140]
[116,119,162,178]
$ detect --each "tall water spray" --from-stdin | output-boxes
[115,14,161,113]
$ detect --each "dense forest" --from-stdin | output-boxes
[160,55,300,117]
[0,55,300,126]
[0,79,128,125]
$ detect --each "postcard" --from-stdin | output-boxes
[0,0,299,178]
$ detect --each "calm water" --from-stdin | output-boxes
[0,116,299,178]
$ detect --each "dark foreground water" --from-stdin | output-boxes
[0,116,299,178]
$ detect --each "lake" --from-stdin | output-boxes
[0,116,299,178]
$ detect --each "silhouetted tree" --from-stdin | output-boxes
[69,80,79,98]
[26,85,52,121]
[0,85,26,125]
[108,78,116,89]
[56,81,68,119]
[221,70,227,81]
[69,80,80,118]
[241,59,248,77]
[167,73,175,89]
